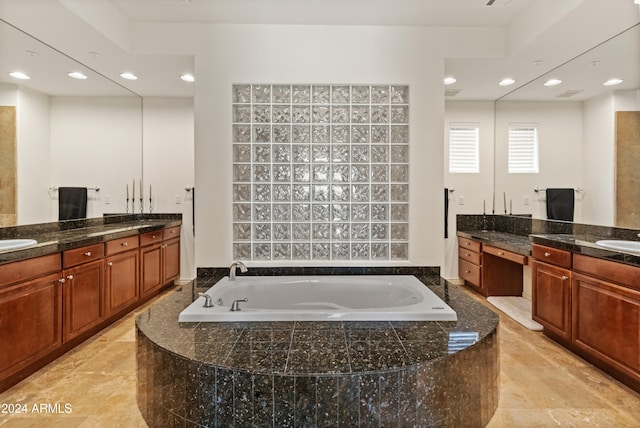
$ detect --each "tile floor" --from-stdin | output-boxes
[0,284,639,427]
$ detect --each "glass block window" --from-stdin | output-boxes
[508,124,539,173]
[449,122,480,173]
[232,84,409,261]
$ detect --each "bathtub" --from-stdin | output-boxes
[178,275,457,322]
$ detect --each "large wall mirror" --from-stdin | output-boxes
[0,19,142,227]
[494,23,640,228]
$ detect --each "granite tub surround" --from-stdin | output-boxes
[136,275,500,427]
[0,213,182,263]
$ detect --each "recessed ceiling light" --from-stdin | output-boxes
[25,50,38,57]
[68,71,88,80]
[89,51,100,58]
[603,78,623,86]
[9,71,30,80]
[544,78,562,87]
[120,72,138,80]
[180,73,195,82]
[499,78,515,86]
[444,76,457,85]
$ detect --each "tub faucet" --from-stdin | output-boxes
[229,261,248,281]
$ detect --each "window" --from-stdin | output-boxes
[508,124,539,173]
[449,123,479,173]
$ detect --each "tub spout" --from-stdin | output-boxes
[229,261,248,281]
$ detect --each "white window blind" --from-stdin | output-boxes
[508,124,539,173]
[449,123,479,173]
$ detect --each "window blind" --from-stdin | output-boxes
[508,125,539,173]
[449,123,479,173]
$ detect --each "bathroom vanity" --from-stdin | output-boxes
[457,214,640,393]
[530,236,640,392]
[0,215,181,393]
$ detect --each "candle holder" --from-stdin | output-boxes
[126,198,129,213]
[140,198,144,214]
[149,198,153,213]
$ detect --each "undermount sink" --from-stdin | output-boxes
[595,240,640,253]
[0,239,38,251]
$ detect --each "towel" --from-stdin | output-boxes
[58,187,87,220]
[546,188,574,221]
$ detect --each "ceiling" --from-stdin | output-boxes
[0,0,638,99]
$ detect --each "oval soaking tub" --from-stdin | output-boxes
[178,275,457,322]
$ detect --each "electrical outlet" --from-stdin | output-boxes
[524,195,530,205]
[104,195,111,204]
[175,195,181,204]
[458,195,464,205]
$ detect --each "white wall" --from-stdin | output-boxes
[443,101,495,279]
[193,25,446,268]
[142,97,195,279]
[495,101,584,220]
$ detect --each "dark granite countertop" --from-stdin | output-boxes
[456,230,531,257]
[0,215,182,265]
[135,276,499,375]
[529,233,640,267]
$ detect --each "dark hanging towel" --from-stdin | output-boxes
[58,187,88,220]
[546,188,574,221]
[444,188,449,238]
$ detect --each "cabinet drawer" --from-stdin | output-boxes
[459,248,482,265]
[163,226,180,240]
[573,254,640,291]
[63,243,105,268]
[484,245,527,265]
[105,236,139,255]
[0,253,61,288]
[140,230,163,246]
[458,237,481,253]
[532,244,571,268]
[459,259,481,286]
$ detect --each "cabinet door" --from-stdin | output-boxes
[0,273,63,379]
[63,259,104,342]
[140,243,163,297]
[572,272,640,375]
[532,260,571,341]
[105,250,139,316]
[162,238,180,285]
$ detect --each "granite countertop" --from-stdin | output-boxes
[456,230,532,257]
[135,276,499,375]
[0,216,182,264]
[530,233,640,267]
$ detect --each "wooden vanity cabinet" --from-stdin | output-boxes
[571,254,640,384]
[61,244,105,343]
[162,226,181,285]
[0,254,63,381]
[105,235,140,316]
[483,245,527,296]
[140,230,164,298]
[531,258,572,342]
[458,237,483,294]
[140,226,181,298]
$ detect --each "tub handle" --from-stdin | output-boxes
[198,292,214,308]
[230,298,248,312]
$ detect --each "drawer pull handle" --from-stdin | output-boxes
[544,252,551,257]
[466,242,471,246]
[107,262,113,266]
[58,278,65,284]
[561,276,569,281]
[121,242,128,247]
[498,251,504,256]
[465,270,471,274]
[66,275,74,280]
[152,235,157,239]
[84,251,92,256]
[465,253,471,257]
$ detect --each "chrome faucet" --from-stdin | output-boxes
[229,261,248,281]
